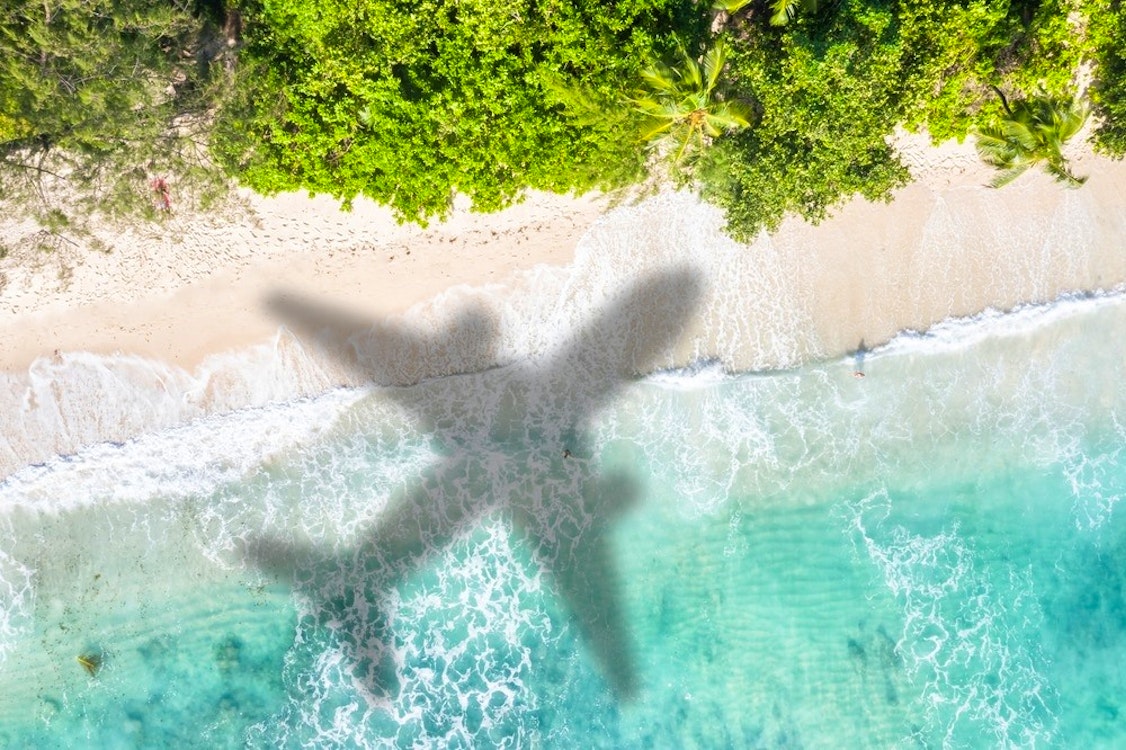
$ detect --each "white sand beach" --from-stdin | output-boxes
[2,133,1125,476]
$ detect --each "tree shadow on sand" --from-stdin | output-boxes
[242,267,703,703]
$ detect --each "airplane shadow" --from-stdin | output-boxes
[242,267,703,703]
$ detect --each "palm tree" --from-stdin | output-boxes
[767,0,819,26]
[630,38,753,163]
[974,88,1089,188]
[711,0,818,26]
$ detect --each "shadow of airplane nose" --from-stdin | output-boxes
[250,266,704,703]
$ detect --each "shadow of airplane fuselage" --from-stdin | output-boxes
[243,268,703,702]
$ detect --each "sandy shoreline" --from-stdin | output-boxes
[2,133,1125,476]
[0,189,610,372]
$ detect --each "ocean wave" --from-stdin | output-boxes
[0,329,350,479]
[647,360,734,389]
[865,286,1126,362]
[0,387,367,513]
[0,548,34,665]
[843,489,1058,748]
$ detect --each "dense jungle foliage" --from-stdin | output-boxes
[211,0,703,223]
[0,0,236,229]
[1,0,1124,240]
[695,0,1098,237]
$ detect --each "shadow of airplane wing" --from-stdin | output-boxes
[242,463,471,583]
[540,266,704,415]
[265,291,498,388]
[239,449,479,697]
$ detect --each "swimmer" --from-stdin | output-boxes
[853,338,867,379]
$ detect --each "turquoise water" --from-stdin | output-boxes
[1,292,1124,748]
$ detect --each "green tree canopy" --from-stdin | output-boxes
[0,0,230,226]
[213,0,699,224]
[1087,0,1126,156]
[695,5,912,239]
[693,0,1095,239]
[2,0,1123,247]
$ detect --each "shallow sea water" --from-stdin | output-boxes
[1,291,1124,748]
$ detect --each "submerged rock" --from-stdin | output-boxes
[77,651,103,677]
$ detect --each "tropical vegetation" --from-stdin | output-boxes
[767,0,820,27]
[1087,0,1126,156]
[975,90,1088,188]
[0,0,235,233]
[631,38,753,165]
[210,0,697,224]
[1,0,1125,244]
[713,0,819,27]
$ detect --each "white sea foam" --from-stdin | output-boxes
[586,283,1126,536]
[562,192,816,370]
[844,490,1057,748]
[248,516,560,747]
[0,387,367,513]
[1062,415,1126,530]
[869,286,1126,360]
[647,360,734,390]
[0,330,348,478]
[0,386,378,668]
[0,548,34,665]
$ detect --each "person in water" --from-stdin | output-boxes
[853,339,867,379]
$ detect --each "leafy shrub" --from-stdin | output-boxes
[213,0,700,223]
[697,3,911,239]
[1086,0,1126,155]
[697,0,1098,238]
[0,0,232,227]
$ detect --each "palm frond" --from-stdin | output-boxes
[1044,159,1087,188]
[681,49,703,93]
[770,0,798,26]
[770,0,816,26]
[999,120,1038,152]
[702,39,727,97]
[672,131,691,162]
[629,39,752,166]
[975,90,1087,188]
[640,65,679,96]
[640,118,676,142]
[706,105,752,132]
[974,128,1020,167]
[629,94,678,118]
[1057,105,1088,142]
[988,164,1030,188]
